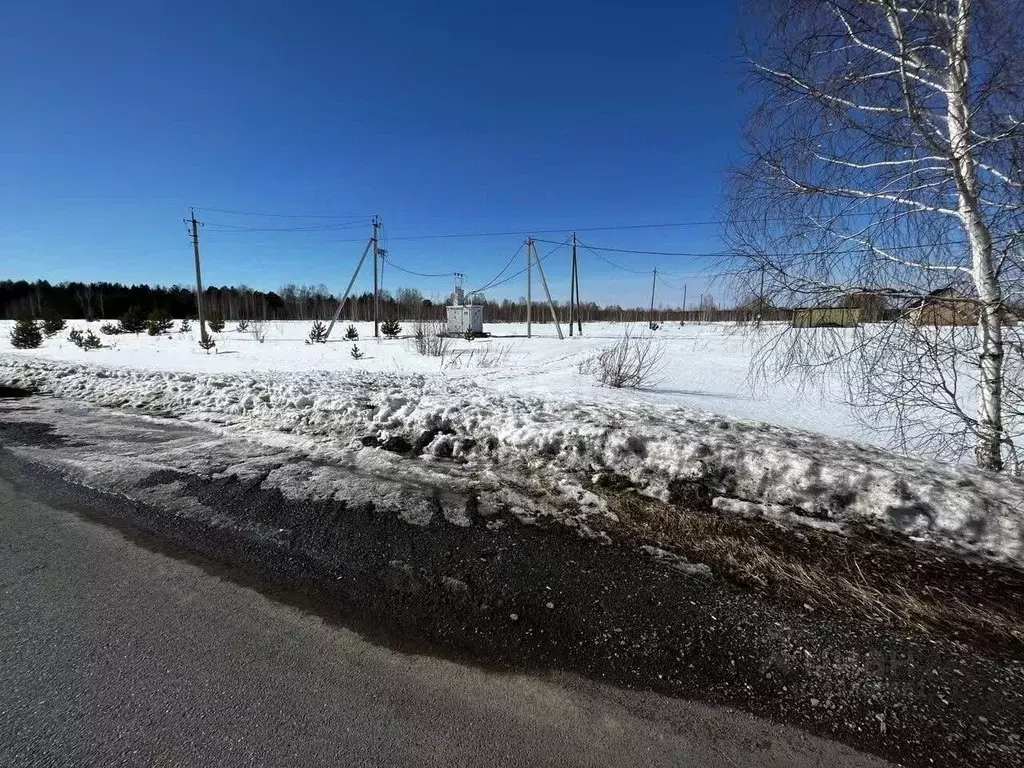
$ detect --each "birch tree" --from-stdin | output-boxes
[728,0,1024,471]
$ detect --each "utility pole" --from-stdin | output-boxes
[326,219,377,339]
[187,208,209,345]
[373,217,381,338]
[568,233,576,337]
[574,238,582,335]
[649,268,657,327]
[526,237,533,337]
[681,283,688,325]
[530,239,564,339]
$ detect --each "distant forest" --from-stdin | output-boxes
[0,279,778,324]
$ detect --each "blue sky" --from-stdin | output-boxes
[0,0,748,308]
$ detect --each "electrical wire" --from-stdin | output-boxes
[471,242,527,294]
[478,238,570,293]
[195,211,1008,256]
[203,220,371,233]
[657,273,680,290]
[575,241,653,274]
[194,206,372,220]
[571,236,1004,260]
[381,254,452,279]
[314,212,927,243]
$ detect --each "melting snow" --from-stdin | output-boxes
[2,320,1023,565]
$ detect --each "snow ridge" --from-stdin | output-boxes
[3,356,1023,564]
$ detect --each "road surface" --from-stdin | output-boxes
[0,473,888,768]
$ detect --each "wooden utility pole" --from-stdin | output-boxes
[649,268,657,326]
[526,237,533,337]
[530,239,564,339]
[681,283,688,325]
[372,217,381,338]
[568,233,576,336]
[574,238,582,335]
[188,208,209,345]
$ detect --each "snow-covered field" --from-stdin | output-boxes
[2,319,1023,564]
[0,319,862,440]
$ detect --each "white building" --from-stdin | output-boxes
[446,304,483,336]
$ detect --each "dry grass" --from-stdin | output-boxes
[599,486,1024,652]
[444,342,514,370]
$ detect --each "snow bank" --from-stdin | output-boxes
[3,355,1023,565]
[0,319,869,444]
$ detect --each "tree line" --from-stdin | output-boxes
[1,279,755,324]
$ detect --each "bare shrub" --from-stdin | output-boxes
[581,328,665,389]
[249,320,266,344]
[411,321,453,358]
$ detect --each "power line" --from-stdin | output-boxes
[199,209,905,236]
[194,206,372,220]
[657,273,681,290]
[572,241,724,258]
[478,238,569,293]
[471,242,527,293]
[194,212,1009,252]
[381,254,452,279]
[203,220,371,233]
[312,216,844,244]
[572,236,1005,260]
[575,241,653,274]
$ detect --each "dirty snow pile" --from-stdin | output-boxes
[3,354,1023,565]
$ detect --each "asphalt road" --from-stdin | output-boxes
[0,473,891,768]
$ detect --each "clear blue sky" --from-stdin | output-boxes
[0,0,749,308]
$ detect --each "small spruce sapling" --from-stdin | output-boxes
[146,309,174,336]
[68,328,102,350]
[350,344,364,359]
[308,320,328,344]
[381,318,402,339]
[83,330,101,349]
[463,327,474,342]
[198,336,216,353]
[343,324,359,341]
[206,308,225,333]
[9,315,43,349]
[236,318,249,332]
[100,322,122,335]
[118,306,146,334]
[41,309,66,338]
[179,317,192,333]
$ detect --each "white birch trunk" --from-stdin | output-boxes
[947,0,1005,470]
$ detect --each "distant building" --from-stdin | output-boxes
[907,287,977,327]
[445,279,485,337]
[840,291,886,323]
[446,304,483,336]
[791,307,861,328]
